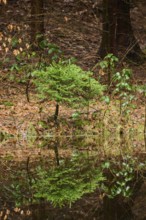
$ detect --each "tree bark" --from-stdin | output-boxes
[99,0,144,63]
[31,0,44,48]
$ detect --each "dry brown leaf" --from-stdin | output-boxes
[64,16,68,22]
[0,0,7,4]
[99,69,106,76]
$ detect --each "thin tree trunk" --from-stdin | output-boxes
[54,103,59,123]
[31,0,44,48]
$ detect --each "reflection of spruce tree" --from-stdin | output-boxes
[33,153,105,207]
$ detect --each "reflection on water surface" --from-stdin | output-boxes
[0,131,145,220]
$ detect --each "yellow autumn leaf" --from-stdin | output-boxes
[14,207,20,212]
[7,37,12,43]
[0,211,3,217]
[18,38,22,43]
[17,26,21,31]
[99,69,106,76]
[0,0,7,4]
[20,210,24,215]
[26,210,31,215]
[6,209,10,215]
[7,24,14,31]
[25,43,30,49]
[13,49,20,56]
[3,43,6,47]
[4,214,7,220]
[5,47,9,53]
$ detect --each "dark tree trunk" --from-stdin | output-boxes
[31,0,44,48]
[99,0,144,63]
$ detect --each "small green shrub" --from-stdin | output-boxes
[113,68,135,116]
[32,60,104,121]
[98,53,119,86]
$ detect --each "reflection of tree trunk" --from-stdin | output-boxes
[54,138,60,166]
[103,196,133,220]
[103,196,117,220]
[144,96,146,150]
[32,204,47,220]
[99,0,144,63]
[31,0,44,48]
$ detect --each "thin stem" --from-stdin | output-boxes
[26,76,31,102]
[54,103,59,123]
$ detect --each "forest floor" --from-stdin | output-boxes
[0,0,146,219]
